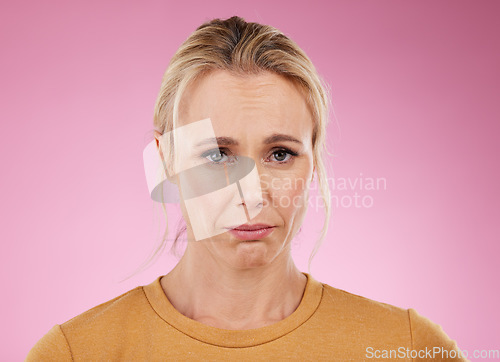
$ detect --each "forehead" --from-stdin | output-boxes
[177,70,313,134]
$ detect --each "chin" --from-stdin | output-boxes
[230,242,278,268]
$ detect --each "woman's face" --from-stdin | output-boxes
[174,69,315,270]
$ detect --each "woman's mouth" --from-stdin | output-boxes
[226,224,275,241]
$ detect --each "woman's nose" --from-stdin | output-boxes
[236,161,268,220]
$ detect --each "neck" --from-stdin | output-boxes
[161,243,307,330]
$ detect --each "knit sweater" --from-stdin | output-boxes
[26,272,467,361]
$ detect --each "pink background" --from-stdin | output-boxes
[2,0,499,359]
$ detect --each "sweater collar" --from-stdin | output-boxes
[142,272,324,348]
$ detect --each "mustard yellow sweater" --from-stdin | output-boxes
[26,273,467,361]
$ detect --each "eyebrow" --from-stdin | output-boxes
[263,134,303,145]
[195,137,238,147]
[195,134,303,147]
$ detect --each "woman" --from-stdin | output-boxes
[27,16,467,361]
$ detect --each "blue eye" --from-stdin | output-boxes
[202,148,235,165]
[207,150,226,163]
[201,147,297,165]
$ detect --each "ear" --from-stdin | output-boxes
[154,130,176,183]
[154,130,162,145]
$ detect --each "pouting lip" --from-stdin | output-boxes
[225,223,275,231]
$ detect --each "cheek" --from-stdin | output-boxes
[267,174,311,218]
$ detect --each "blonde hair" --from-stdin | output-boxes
[124,16,332,281]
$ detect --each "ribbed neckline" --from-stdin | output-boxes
[142,272,324,348]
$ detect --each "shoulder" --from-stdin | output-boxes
[317,282,411,345]
[59,284,151,344]
[26,285,148,361]
[318,282,467,361]
[407,308,467,361]
[25,324,73,361]
[319,282,409,322]
[61,285,146,331]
